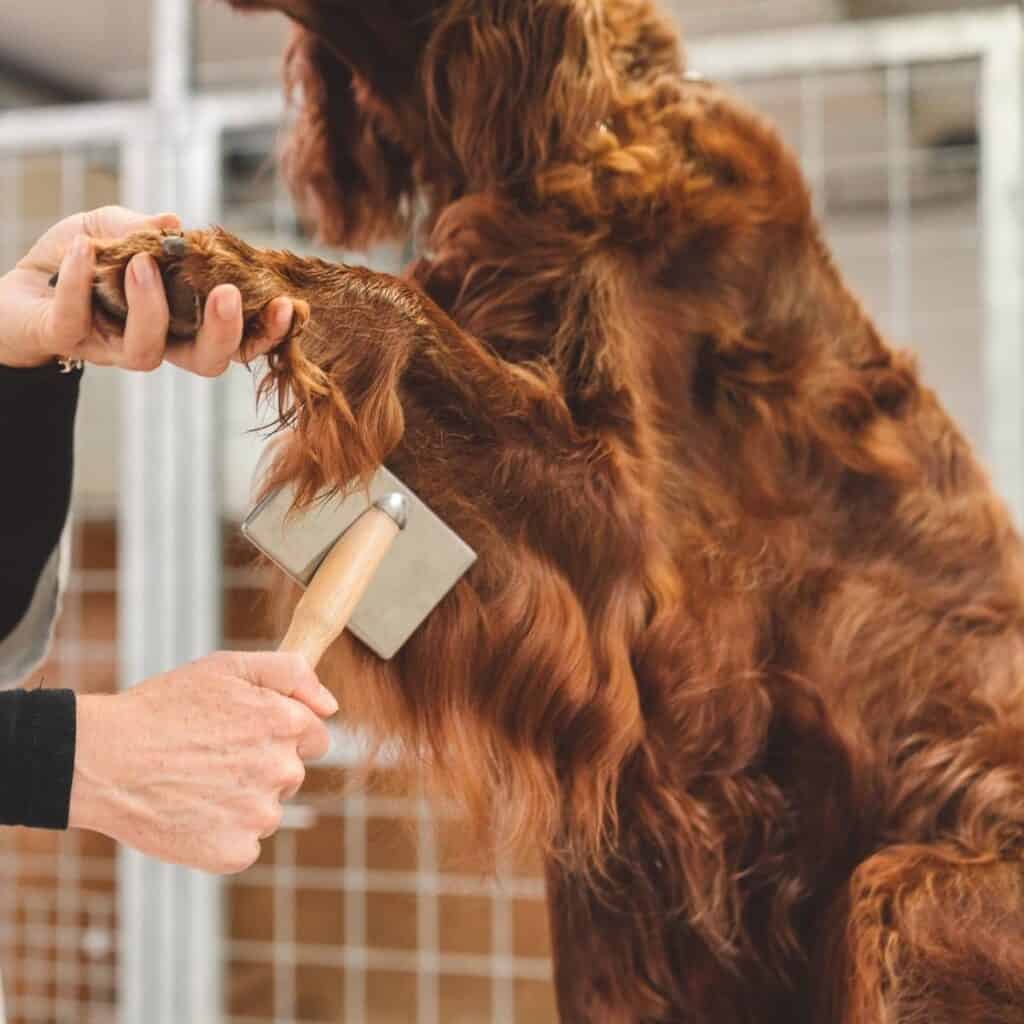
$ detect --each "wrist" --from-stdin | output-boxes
[0,357,51,369]
[0,269,58,368]
[0,358,82,377]
[68,694,128,838]
[0,348,53,369]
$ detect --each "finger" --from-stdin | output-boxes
[233,651,339,718]
[268,697,329,761]
[232,298,295,365]
[219,837,261,875]
[272,693,323,739]
[296,717,332,762]
[166,285,241,378]
[46,235,95,353]
[279,759,307,800]
[65,338,118,367]
[117,254,170,371]
[258,803,284,840]
[80,206,181,241]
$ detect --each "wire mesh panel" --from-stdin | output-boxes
[221,780,554,1024]
[726,59,986,447]
[698,8,1023,514]
[0,146,123,279]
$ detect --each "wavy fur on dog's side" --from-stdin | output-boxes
[152,0,1024,1018]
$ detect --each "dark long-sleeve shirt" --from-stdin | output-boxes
[0,361,81,829]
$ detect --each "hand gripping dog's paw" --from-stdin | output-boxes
[61,227,311,347]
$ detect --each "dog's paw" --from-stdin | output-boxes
[90,230,203,339]
[65,228,310,343]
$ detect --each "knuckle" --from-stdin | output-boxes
[224,652,257,680]
[282,652,307,675]
[256,747,287,782]
[256,804,283,836]
[298,730,329,765]
[199,359,228,379]
[274,700,307,738]
[217,844,258,875]
[205,650,234,671]
[81,209,102,236]
[281,762,306,793]
[266,700,290,736]
[282,653,315,691]
[128,348,163,373]
[308,721,331,755]
[85,206,119,237]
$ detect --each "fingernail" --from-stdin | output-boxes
[215,289,241,320]
[72,235,92,261]
[320,687,339,716]
[132,254,156,287]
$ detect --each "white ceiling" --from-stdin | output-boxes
[0,2,289,101]
[0,0,995,106]
[0,0,853,103]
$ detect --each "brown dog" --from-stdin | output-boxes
[91,2,1024,1020]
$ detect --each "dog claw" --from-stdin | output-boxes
[162,235,187,259]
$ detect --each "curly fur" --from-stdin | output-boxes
[92,0,1024,1018]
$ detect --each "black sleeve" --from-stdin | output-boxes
[0,361,82,829]
[0,361,82,639]
[0,688,76,828]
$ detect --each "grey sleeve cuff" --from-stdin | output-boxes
[0,534,69,688]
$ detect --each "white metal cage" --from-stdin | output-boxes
[0,5,1020,1023]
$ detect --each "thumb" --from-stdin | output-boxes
[229,651,339,718]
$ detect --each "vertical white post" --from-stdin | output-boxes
[885,63,912,346]
[118,2,224,1023]
[980,11,1024,521]
[798,73,826,220]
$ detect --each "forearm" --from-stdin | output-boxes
[0,361,81,642]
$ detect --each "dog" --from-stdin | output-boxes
[89,1,1024,1019]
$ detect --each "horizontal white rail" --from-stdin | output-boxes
[694,5,1020,79]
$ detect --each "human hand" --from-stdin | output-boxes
[68,651,339,874]
[0,206,296,373]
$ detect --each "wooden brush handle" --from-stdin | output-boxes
[279,505,402,668]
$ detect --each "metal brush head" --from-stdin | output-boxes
[241,466,476,660]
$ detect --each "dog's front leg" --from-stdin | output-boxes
[89,226,576,499]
